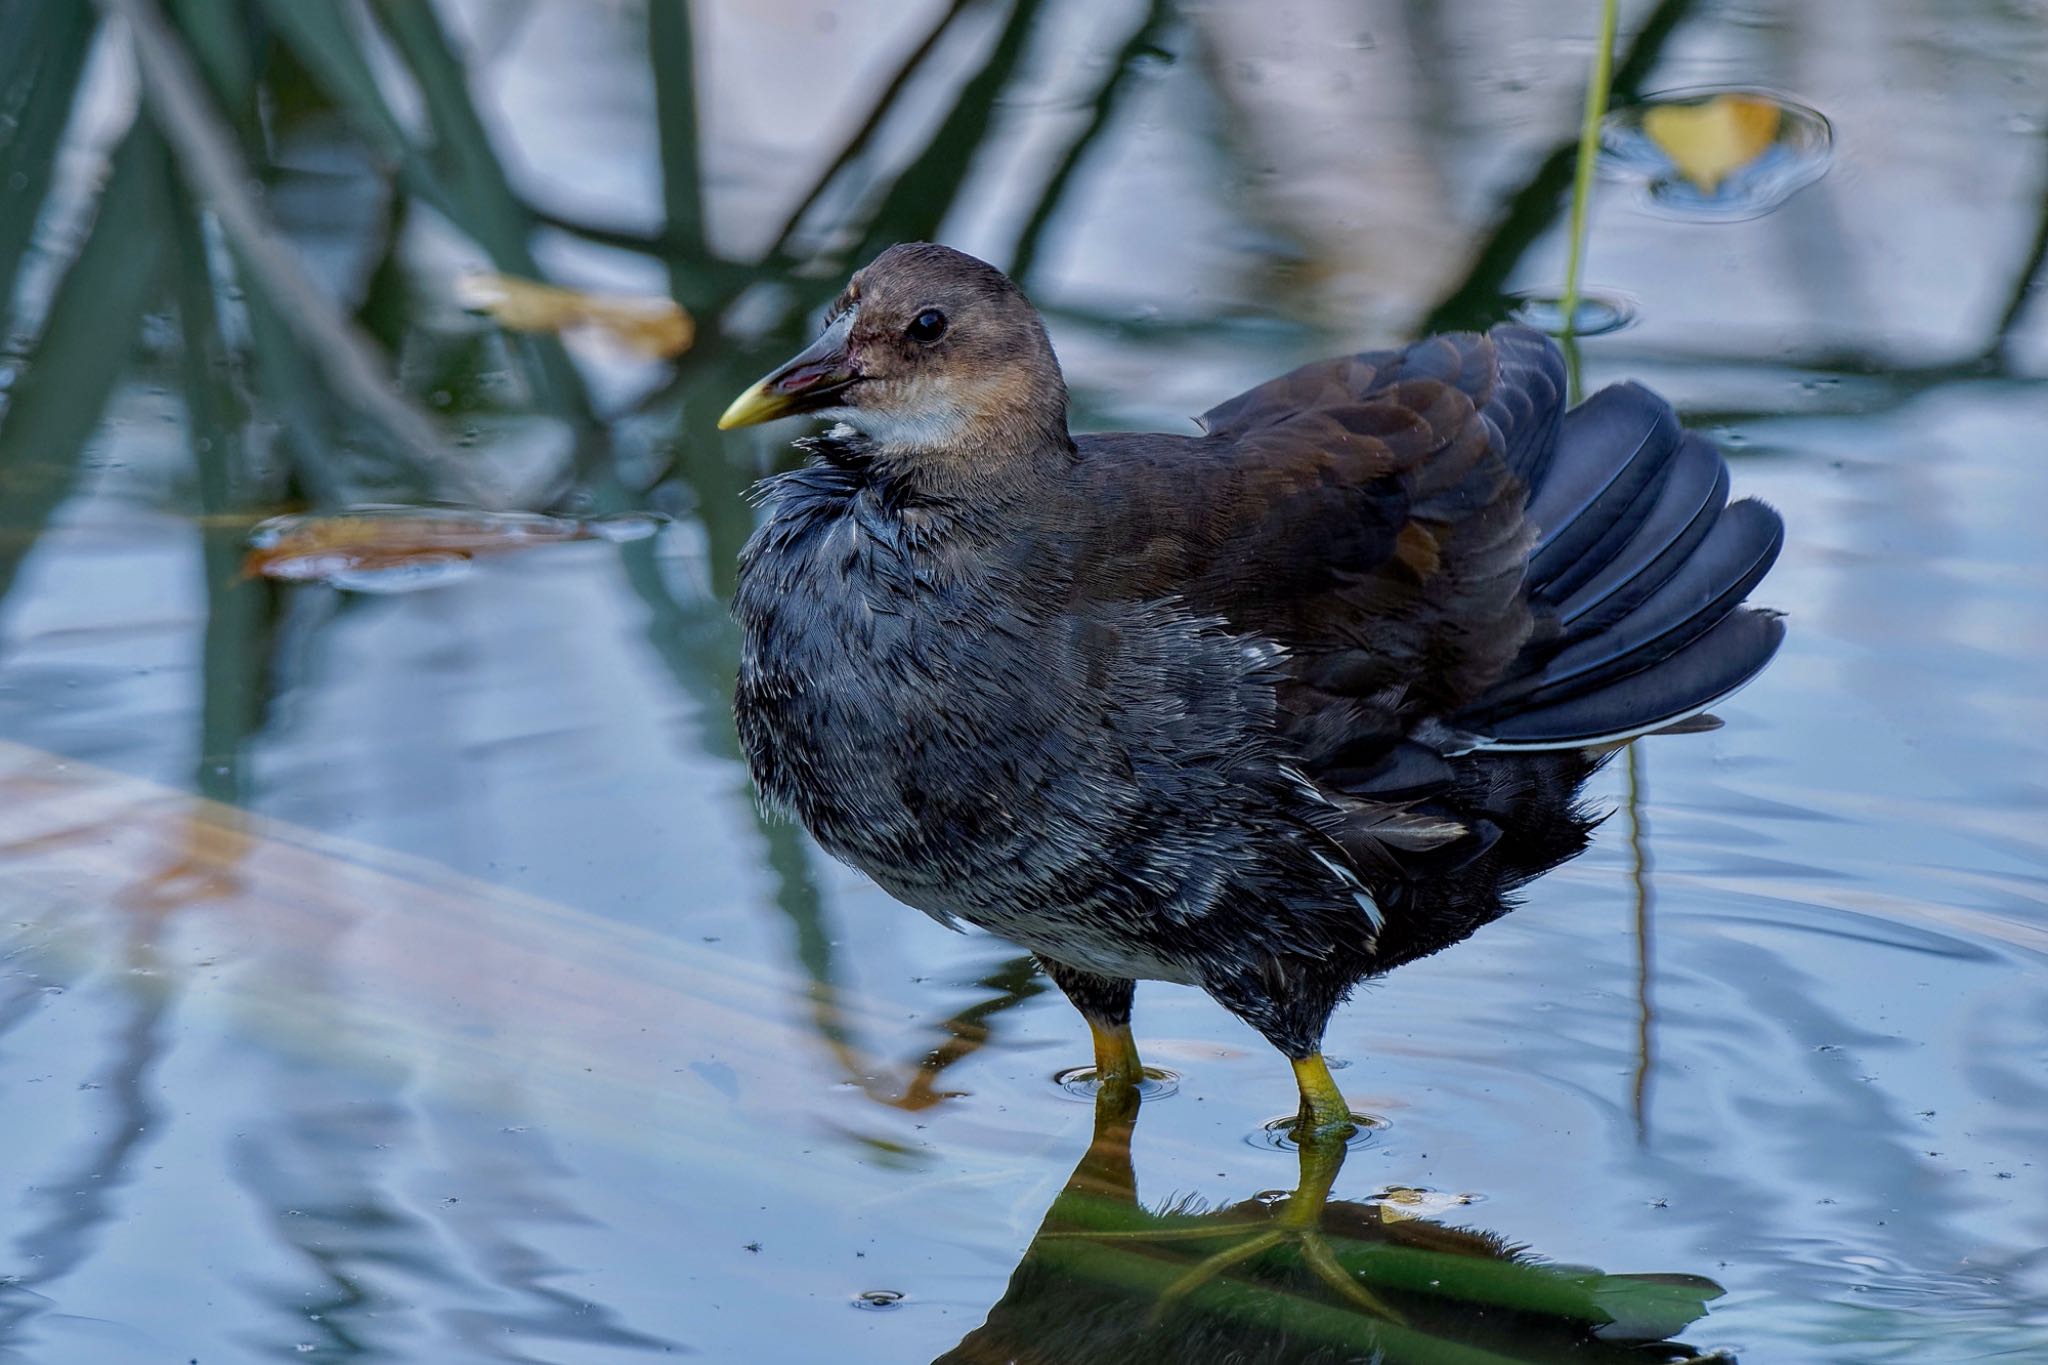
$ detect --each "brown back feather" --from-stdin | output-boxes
[1067,329,1563,771]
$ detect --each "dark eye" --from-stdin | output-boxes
[905,309,948,344]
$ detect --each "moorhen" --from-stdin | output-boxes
[720,242,1782,1138]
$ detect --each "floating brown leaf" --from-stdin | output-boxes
[244,505,665,591]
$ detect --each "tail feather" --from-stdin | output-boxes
[1467,608,1785,748]
[1553,434,1730,639]
[1472,497,1783,718]
[1524,383,1681,594]
[1447,371,1785,750]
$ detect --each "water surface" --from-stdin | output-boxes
[3,1,2046,1361]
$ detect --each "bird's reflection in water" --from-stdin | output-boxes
[938,1091,1729,1365]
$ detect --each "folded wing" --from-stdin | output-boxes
[1071,324,1782,880]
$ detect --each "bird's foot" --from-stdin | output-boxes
[1044,1217,1401,1325]
[1044,1129,1401,1325]
[1141,1220,1402,1324]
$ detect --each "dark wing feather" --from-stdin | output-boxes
[1074,327,1564,750]
[1064,324,1780,888]
[1063,327,1566,883]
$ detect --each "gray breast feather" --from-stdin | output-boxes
[733,465,1382,981]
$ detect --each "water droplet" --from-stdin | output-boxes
[1507,289,1638,337]
[1053,1066,1180,1102]
[1600,87,1833,221]
[1246,1112,1388,1152]
[852,1289,905,1310]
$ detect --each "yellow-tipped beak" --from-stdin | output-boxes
[717,382,794,431]
[717,312,858,430]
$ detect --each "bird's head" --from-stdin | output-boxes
[719,244,1072,488]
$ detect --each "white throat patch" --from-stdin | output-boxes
[839,398,972,451]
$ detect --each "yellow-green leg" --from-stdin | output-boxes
[1291,1053,1357,1140]
[1090,1019,1145,1093]
[1038,958,1142,1103]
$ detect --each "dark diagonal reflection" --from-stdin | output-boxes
[0,909,173,1354]
[939,1092,1727,1365]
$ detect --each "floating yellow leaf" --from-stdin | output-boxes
[456,271,695,357]
[1641,93,1783,194]
[244,505,665,590]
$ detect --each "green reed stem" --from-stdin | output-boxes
[1560,0,1620,338]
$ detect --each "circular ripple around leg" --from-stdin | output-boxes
[1245,1112,1389,1152]
[1507,289,1639,337]
[1053,1065,1181,1102]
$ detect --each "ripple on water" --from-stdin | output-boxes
[1246,1112,1389,1152]
[1507,289,1639,337]
[1052,1066,1181,1101]
[1601,87,1834,221]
